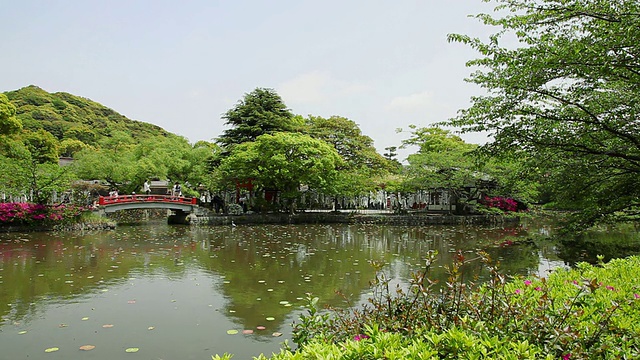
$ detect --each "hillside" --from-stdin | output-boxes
[3,85,175,145]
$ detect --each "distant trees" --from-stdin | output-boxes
[213,88,394,211]
[400,127,478,194]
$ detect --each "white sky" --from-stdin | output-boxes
[1,0,497,162]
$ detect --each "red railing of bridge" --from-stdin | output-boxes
[98,195,197,206]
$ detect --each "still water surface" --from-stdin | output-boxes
[0,220,570,359]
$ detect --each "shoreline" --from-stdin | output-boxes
[199,212,519,226]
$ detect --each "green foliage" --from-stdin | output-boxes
[401,126,477,191]
[0,93,22,135]
[4,85,174,143]
[217,88,302,149]
[218,132,343,212]
[306,115,392,196]
[20,129,60,164]
[59,138,91,157]
[446,0,640,229]
[285,253,640,359]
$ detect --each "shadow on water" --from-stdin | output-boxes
[556,222,640,266]
[0,218,637,358]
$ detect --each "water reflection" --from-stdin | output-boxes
[0,221,573,358]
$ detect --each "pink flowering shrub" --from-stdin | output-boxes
[481,196,519,212]
[0,202,88,226]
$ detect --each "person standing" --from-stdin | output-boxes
[143,180,151,195]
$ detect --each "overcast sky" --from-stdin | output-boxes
[1,0,497,161]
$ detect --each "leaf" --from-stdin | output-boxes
[242,329,254,335]
[44,347,59,353]
[256,326,266,330]
[125,347,139,353]
[272,332,283,337]
[18,330,27,334]
[226,329,238,335]
[81,317,89,321]
[102,324,114,328]
[147,326,155,330]
[79,345,95,351]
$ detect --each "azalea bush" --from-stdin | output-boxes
[481,195,519,212]
[284,253,640,360]
[0,202,89,226]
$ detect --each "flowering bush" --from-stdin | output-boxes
[0,202,89,226]
[481,195,519,212]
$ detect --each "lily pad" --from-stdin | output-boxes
[81,317,89,321]
[265,317,275,321]
[125,347,139,353]
[226,329,238,335]
[79,345,95,351]
[102,324,114,328]
[272,332,283,337]
[44,347,59,353]
[242,329,254,335]
[256,326,266,330]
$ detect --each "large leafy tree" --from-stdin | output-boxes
[218,132,343,213]
[0,128,71,204]
[400,127,478,212]
[305,115,391,196]
[448,0,640,228]
[216,88,304,149]
[401,127,478,191]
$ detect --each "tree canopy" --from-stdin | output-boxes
[216,88,304,149]
[448,0,640,228]
[401,127,478,192]
[218,132,343,212]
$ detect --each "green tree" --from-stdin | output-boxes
[400,127,478,212]
[447,0,640,228]
[0,130,71,204]
[0,94,22,135]
[219,132,343,213]
[59,138,90,157]
[216,88,303,149]
[306,115,391,198]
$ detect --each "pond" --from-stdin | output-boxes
[0,219,634,359]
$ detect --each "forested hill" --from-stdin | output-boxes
[3,85,175,145]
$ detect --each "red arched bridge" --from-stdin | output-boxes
[98,195,198,213]
[97,195,204,224]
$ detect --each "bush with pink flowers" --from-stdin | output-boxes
[481,195,519,212]
[0,202,89,226]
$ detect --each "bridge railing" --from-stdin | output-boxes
[98,195,197,206]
